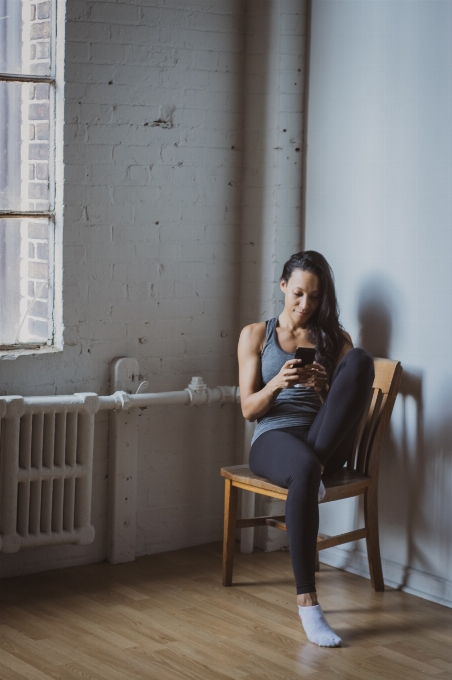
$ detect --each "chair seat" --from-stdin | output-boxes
[221,464,371,503]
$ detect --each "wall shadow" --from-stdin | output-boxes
[357,276,424,590]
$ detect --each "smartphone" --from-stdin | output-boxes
[294,347,316,367]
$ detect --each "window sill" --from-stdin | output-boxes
[0,345,62,360]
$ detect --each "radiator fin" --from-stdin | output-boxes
[16,482,29,536]
[29,480,42,534]
[31,413,44,470]
[54,412,66,468]
[1,394,96,553]
[43,413,55,469]
[41,478,53,533]
[52,478,64,534]
[19,414,32,470]
[63,477,75,532]
[65,412,77,467]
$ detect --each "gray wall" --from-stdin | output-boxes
[306,0,452,606]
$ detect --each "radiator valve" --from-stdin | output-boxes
[186,376,209,405]
[188,377,207,392]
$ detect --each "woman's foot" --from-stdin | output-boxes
[298,604,342,647]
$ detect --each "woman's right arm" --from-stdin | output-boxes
[238,324,304,422]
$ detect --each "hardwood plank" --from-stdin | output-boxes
[371,646,443,676]
[153,646,241,680]
[1,542,451,680]
[0,660,31,680]
[150,640,250,680]
[431,659,452,674]
[55,663,109,680]
[10,602,140,652]
[0,649,56,680]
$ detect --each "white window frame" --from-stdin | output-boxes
[0,0,64,355]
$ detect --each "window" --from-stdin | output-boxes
[0,0,60,350]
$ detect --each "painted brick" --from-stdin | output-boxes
[160,67,209,90]
[126,282,153,300]
[139,0,235,11]
[30,21,50,39]
[65,1,92,22]
[66,143,113,164]
[191,49,220,71]
[109,25,158,45]
[1,0,308,580]
[140,5,190,28]
[37,2,51,20]
[187,10,239,33]
[90,3,140,25]
[82,83,138,105]
[217,50,243,72]
[87,124,136,145]
[90,42,128,64]
[65,21,111,42]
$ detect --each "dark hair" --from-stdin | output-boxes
[281,251,346,377]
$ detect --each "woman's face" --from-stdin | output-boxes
[280,268,321,324]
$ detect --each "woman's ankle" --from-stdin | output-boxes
[297,592,318,607]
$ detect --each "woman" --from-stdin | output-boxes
[238,251,374,647]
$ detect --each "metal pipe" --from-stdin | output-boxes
[3,384,239,413]
[98,385,239,411]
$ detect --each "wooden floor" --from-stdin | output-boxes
[0,543,451,680]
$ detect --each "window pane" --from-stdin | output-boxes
[0,81,52,211]
[0,218,52,345]
[0,0,53,76]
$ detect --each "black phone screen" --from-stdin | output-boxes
[294,347,316,367]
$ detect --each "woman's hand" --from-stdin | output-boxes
[302,361,329,399]
[266,358,306,393]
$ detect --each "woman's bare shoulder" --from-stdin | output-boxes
[336,329,354,363]
[342,329,353,347]
[239,322,267,353]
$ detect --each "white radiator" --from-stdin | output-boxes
[0,393,98,553]
[0,360,240,559]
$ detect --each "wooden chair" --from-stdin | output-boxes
[221,358,403,592]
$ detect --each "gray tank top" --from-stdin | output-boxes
[251,317,322,445]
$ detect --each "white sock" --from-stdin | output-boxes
[318,478,326,502]
[298,604,342,647]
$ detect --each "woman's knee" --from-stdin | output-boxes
[344,347,374,379]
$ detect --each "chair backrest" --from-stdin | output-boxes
[347,358,403,477]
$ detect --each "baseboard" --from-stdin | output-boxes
[319,546,452,610]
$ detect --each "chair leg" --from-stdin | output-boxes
[364,484,384,592]
[222,478,238,586]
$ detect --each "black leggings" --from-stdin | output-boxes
[249,348,374,594]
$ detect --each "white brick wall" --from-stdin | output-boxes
[0,0,308,576]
